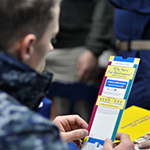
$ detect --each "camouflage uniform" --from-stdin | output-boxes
[0,51,68,150]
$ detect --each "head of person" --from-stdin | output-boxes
[0,0,61,72]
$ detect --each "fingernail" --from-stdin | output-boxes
[82,130,88,137]
[105,138,111,141]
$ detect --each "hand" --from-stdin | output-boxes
[77,50,99,82]
[138,140,150,149]
[53,115,88,149]
[102,133,134,150]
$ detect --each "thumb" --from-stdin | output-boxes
[61,129,88,143]
[102,138,113,150]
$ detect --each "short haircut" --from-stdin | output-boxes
[0,0,61,50]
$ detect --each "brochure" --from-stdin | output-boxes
[117,105,150,150]
[82,56,140,150]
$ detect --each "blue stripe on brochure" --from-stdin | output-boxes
[113,56,134,63]
[88,137,105,146]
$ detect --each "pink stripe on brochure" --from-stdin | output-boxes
[87,105,98,134]
[98,61,112,96]
[87,61,112,134]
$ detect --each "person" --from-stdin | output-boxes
[77,0,116,83]
[79,0,150,111]
[44,0,116,121]
[106,0,150,110]
[0,0,89,149]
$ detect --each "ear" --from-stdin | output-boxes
[19,34,36,62]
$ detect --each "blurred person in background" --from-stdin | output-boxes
[45,0,116,122]
[109,0,150,110]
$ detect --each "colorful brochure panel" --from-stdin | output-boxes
[82,56,140,150]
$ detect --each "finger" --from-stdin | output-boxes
[53,115,88,131]
[138,141,150,149]
[80,72,91,82]
[102,138,113,150]
[77,67,84,81]
[78,68,90,82]
[116,133,131,142]
[66,115,88,129]
[61,129,88,143]
[73,140,82,149]
[77,61,86,80]
[116,133,133,146]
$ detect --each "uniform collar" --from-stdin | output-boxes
[0,51,53,110]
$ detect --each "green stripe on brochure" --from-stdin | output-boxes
[111,64,138,141]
